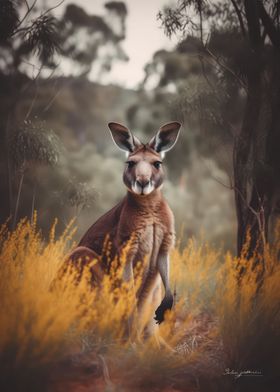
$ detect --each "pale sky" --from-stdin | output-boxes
[53,0,177,88]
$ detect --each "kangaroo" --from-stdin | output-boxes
[67,121,181,326]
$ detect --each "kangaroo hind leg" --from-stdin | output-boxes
[67,246,104,287]
[53,246,104,289]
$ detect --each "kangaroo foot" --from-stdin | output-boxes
[154,294,173,324]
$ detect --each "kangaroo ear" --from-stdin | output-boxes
[149,122,181,157]
[108,122,142,153]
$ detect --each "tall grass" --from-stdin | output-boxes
[0,218,279,391]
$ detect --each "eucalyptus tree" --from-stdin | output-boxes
[0,0,61,225]
[10,119,61,227]
[159,0,280,258]
[63,180,97,218]
[0,1,129,227]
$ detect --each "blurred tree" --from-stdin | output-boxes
[0,0,60,73]
[138,36,236,180]
[10,119,61,227]
[0,1,128,228]
[63,179,97,217]
[0,0,61,225]
[159,0,280,258]
[58,2,128,77]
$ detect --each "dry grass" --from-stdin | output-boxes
[0,218,280,391]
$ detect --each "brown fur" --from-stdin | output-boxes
[80,188,174,289]
[63,121,181,327]
[77,150,175,314]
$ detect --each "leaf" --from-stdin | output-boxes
[27,15,60,63]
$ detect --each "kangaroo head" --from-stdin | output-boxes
[108,122,181,196]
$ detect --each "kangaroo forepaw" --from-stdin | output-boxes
[154,295,173,324]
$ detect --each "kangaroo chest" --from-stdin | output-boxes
[135,220,164,266]
[118,209,167,267]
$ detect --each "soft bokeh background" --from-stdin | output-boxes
[0,0,238,250]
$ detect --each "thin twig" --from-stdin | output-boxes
[208,166,266,248]
[13,0,38,35]
[43,88,62,112]
[13,169,25,230]
[21,59,42,72]
[23,63,44,119]
[20,63,43,95]
[24,0,30,11]
[25,88,38,120]
[40,0,65,18]
[198,2,203,45]
[231,0,247,37]
[31,182,36,224]
[5,114,13,218]
[205,47,248,91]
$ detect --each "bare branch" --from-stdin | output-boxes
[21,59,41,72]
[208,167,262,220]
[40,0,65,18]
[42,88,62,113]
[13,0,38,34]
[25,88,38,120]
[198,1,203,44]
[205,47,248,91]
[24,0,30,11]
[230,0,247,37]
[13,0,64,37]
[244,0,262,50]
[258,2,280,49]
[20,63,43,95]
[208,160,266,250]
[198,55,214,88]
[24,64,44,120]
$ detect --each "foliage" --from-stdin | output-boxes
[10,119,61,171]
[0,218,280,390]
[0,0,19,41]
[0,0,61,70]
[0,1,128,77]
[58,2,128,76]
[26,15,60,64]
[158,0,280,256]
[63,179,97,214]
[105,1,127,16]
[158,0,244,38]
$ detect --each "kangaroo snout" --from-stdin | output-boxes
[133,177,153,195]
[136,178,150,188]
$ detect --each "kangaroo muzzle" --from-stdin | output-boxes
[133,178,155,195]
[131,162,155,195]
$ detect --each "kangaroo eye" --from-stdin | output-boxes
[153,161,162,169]
[126,161,136,169]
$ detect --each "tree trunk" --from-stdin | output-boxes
[234,0,267,258]
[234,55,280,258]
[234,74,262,256]
[266,54,280,245]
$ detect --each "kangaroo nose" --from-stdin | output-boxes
[136,179,149,188]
